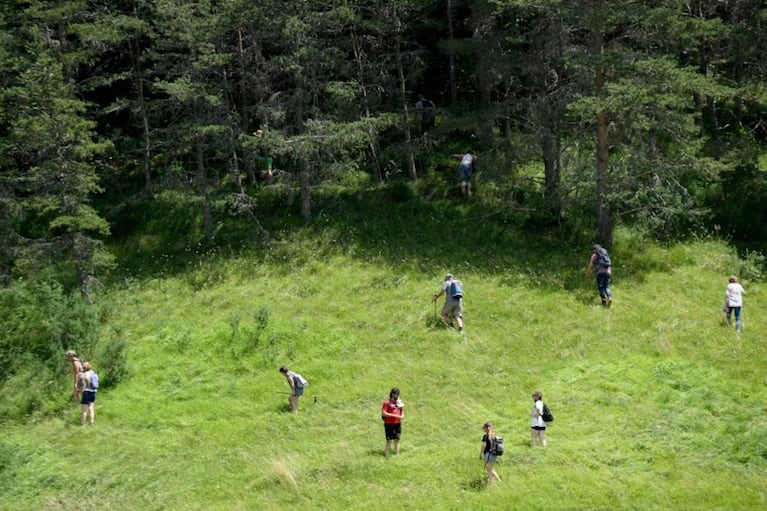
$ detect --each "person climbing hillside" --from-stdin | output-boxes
[724,275,745,335]
[585,244,613,307]
[480,421,502,486]
[432,273,464,332]
[452,150,477,196]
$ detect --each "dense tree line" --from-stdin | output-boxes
[1,0,766,285]
[1,0,766,419]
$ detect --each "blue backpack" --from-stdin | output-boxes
[449,280,464,299]
[595,248,611,269]
[89,372,99,390]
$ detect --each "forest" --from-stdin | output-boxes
[1,1,767,410]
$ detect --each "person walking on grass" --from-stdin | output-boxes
[530,390,547,448]
[452,150,477,196]
[66,350,84,404]
[79,362,98,425]
[279,365,308,414]
[480,421,501,486]
[585,244,613,307]
[381,387,404,456]
[432,273,464,332]
[725,275,746,335]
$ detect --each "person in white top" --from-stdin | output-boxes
[452,150,477,196]
[725,275,745,334]
[530,390,547,448]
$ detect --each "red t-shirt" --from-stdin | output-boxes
[381,399,403,424]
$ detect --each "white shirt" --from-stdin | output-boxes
[726,283,745,307]
[531,400,545,427]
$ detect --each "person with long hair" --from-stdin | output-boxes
[80,362,98,425]
[480,421,501,485]
[381,387,404,456]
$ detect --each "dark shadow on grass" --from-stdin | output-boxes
[461,476,487,492]
[103,182,712,303]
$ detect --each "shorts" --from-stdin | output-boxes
[81,391,97,405]
[483,452,498,463]
[293,386,304,397]
[459,164,473,182]
[531,426,546,431]
[442,299,463,318]
[384,423,402,440]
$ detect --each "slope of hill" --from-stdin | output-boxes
[1,213,765,509]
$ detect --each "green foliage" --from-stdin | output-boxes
[0,281,102,421]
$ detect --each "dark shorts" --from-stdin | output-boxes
[81,391,97,405]
[459,164,473,182]
[293,385,304,397]
[384,423,402,440]
[531,426,546,431]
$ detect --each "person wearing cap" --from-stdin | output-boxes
[432,273,464,331]
[65,350,84,403]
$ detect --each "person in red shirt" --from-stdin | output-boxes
[381,387,404,456]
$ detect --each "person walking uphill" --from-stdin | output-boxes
[586,244,613,307]
[480,421,502,486]
[433,273,464,332]
[724,275,746,334]
[452,150,477,196]
[279,365,308,414]
[381,387,404,456]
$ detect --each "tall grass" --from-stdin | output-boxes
[1,195,765,509]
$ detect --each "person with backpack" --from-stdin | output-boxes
[480,421,502,486]
[279,365,308,414]
[432,273,464,332]
[381,387,404,456]
[724,275,746,335]
[79,362,98,425]
[530,390,547,448]
[585,244,613,307]
[66,350,84,404]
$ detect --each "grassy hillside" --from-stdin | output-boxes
[1,195,766,510]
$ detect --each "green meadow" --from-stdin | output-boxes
[1,194,766,510]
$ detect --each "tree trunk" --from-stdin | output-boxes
[351,27,383,183]
[236,28,257,184]
[394,13,417,180]
[196,139,215,241]
[446,0,457,104]
[128,38,153,197]
[592,2,612,246]
[541,106,561,220]
[299,150,312,221]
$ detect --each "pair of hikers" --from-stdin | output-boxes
[66,350,99,425]
[433,245,611,334]
[481,391,554,486]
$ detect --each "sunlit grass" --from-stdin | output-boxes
[1,234,765,510]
